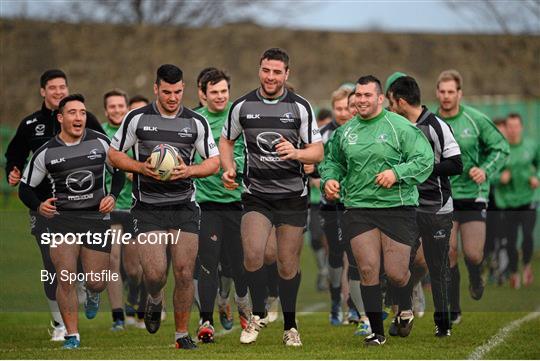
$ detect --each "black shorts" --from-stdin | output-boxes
[29,211,49,237]
[131,201,200,236]
[242,193,308,227]
[110,209,134,235]
[48,213,112,253]
[453,199,487,224]
[342,206,418,247]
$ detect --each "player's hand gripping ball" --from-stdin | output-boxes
[149,144,179,181]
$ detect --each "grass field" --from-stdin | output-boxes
[1,204,539,359]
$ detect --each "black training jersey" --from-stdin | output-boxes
[111,102,218,206]
[415,106,461,214]
[21,130,112,214]
[222,89,322,200]
[5,103,104,201]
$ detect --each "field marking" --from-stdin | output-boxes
[467,307,540,360]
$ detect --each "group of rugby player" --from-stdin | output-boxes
[5,47,537,350]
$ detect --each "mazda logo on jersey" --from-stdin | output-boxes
[256,132,282,154]
[66,170,94,194]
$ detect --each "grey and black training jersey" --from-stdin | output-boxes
[111,102,218,206]
[21,129,112,213]
[415,106,461,214]
[223,89,322,199]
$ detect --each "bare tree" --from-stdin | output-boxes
[446,0,540,34]
[65,0,300,26]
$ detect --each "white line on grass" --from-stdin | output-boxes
[467,307,540,360]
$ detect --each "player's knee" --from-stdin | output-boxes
[87,280,107,293]
[359,264,378,284]
[388,271,409,287]
[173,265,193,283]
[243,253,264,272]
[466,252,483,265]
[277,261,297,280]
[144,269,166,289]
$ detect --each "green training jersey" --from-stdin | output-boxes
[102,122,133,210]
[494,138,540,208]
[195,103,244,204]
[436,104,509,202]
[320,109,434,209]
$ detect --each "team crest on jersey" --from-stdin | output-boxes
[87,148,102,160]
[280,112,295,123]
[376,133,388,143]
[347,133,358,144]
[66,170,94,194]
[461,128,474,138]
[35,124,45,136]
[178,127,193,138]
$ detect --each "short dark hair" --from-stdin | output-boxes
[40,69,67,88]
[197,67,218,87]
[507,112,523,124]
[103,89,128,108]
[356,75,383,95]
[260,48,290,70]
[200,69,231,94]
[156,64,183,85]
[129,95,149,106]
[317,108,332,122]
[58,94,85,113]
[388,76,421,107]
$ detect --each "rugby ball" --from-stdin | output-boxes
[149,144,179,181]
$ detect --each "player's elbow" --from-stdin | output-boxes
[208,156,221,175]
[311,143,324,163]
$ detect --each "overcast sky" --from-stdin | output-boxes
[1,0,537,34]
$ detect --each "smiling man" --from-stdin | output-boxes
[108,64,219,350]
[321,75,434,346]
[4,69,104,342]
[220,48,323,347]
[18,94,125,349]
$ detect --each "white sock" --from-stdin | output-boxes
[175,331,188,340]
[47,299,64,326]
[149,292,163,305]
[348,280,365,314]
[329,266,343,288]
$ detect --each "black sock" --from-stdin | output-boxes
[266,262,279,298]
[200,312,213,325]
[330,286,341,304]
[112,308,125,322]
[449,265,461,313]
[361,284,384,336]
[465,258,482,288]
[246,266,268,318]
[397,276,414,312]
[279,272,301,330]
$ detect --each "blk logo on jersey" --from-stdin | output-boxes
[143,126,158,132]
[26,117,38,125]
[35,124,45,136]
[246,114,261,120]
[87,148,102,160]
[51,157,66,165]
[66,170,94,194]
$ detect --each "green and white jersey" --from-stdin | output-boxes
[494,138,540,208]
[102,122,132,210]
[195,103,244,204]
[436,104,509,202]
[320,109,434,209]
